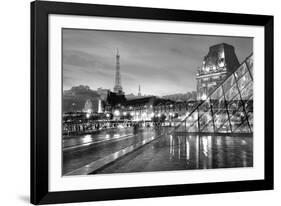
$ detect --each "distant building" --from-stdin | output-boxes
[125,93,137,100]
[196,43,239,100]
[104,93,196,121]
[97,87,109,100]
[102,48,198,120]
[162,91,197,102]
[125,96,156,121]
[185,91,197,101]
[97,99,103,113]
[62,85,100,113]
[63,48,202,122]
[125,85,152,100]
[83,99,93,113]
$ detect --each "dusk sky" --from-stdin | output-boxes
[63,29,252,96]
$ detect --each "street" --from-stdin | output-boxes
[63,127,165,175]
[63,126,253,175]
[96,133,253,174]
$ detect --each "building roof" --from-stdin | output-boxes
[106,91,127,106]
[125,96,156,106]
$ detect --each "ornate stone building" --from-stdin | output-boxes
[197,43,240,100]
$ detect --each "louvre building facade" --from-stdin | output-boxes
[175,54,253,134]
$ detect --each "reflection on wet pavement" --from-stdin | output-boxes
[63,127,164,175]
[96,133,253,174]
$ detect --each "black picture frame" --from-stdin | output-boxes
[31,0,274,204]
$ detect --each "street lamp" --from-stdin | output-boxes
[114,110,120,116]
[201,94,207,101]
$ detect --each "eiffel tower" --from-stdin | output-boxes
[113,49,124,95]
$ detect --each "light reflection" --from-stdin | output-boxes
[201,94,207,100]
[207,136,212,168]
[201,136,212,169]
[113,152,119,159]
[117,124,124,129]
[178,136,181,159]
[169,135,173,159]
[82,134,92,144]
[186,137,190,161]
[242,150,247,167]
[241,139,247,145]
[196,135,199,168]
[165,134,251,170]
[202,137,208,157]
[216,136,222,146]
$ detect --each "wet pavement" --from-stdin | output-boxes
[95,133,253,174]
[63,127,165,175]
[63,127,253,176]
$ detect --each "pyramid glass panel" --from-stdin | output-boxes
[240,81,253,101]
[229,106,247,131]
[213,108,229,131]
[246,55,253,77]
[201,121,214,132]
[212,95,226,117]
[223,74,236,94]
[237,71,252,91]
[244,99,253,114]
[186,110,199,132]
[174,54,253,134]
[187,109,198,122]
[198,98,211,118]
[210,86,223,100]
[227,99,244,118]
[175,123,186,132]
[235,63,248,80]
[216,117,231,133]
[246,112,253,131]
[198,109,213,132]
[210,87,225,118]
[233,117,251,133]
[224,82,240,102]
[188,121,199,132]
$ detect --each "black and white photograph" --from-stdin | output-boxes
[0,0,277,205]
[29,1,274,204]
[62,29,254,176]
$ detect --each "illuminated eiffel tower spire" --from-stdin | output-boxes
[113,49,123,94]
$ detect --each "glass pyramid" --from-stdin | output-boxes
[175,54,253,134]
